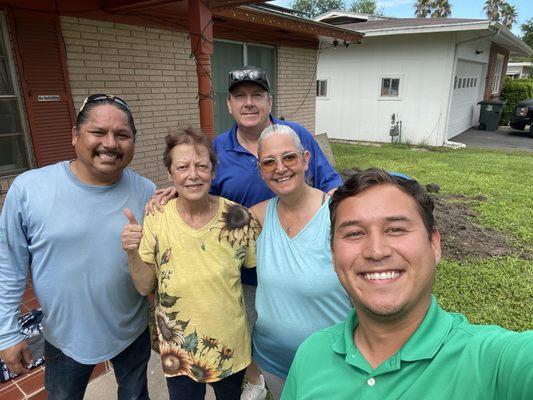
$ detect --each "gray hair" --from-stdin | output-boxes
[257,124,305,156]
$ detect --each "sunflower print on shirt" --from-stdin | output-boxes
[211,203,260,249]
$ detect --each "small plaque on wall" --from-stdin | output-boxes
[37,95,60,102]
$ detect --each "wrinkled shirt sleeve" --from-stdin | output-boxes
[0,183,30,350]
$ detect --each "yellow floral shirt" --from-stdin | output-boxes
[139,197,260,383]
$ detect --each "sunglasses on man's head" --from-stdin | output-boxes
[388,171,416,182]
[258,151,302,173]
[229,69,267,84]
[79,94,131,113]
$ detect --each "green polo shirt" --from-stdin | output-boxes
[282,296,533,400]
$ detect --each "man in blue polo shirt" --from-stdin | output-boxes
[281,168,533,400]
[213,66,342,399]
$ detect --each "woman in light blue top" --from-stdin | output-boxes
[250,125,352,399]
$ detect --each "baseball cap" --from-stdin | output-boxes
[228,66,270,92]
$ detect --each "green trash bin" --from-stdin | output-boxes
[477,99,505,131]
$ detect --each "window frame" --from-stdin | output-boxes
[491,53,505,95]
[378,75,402,101]
[0,11,33,176]
[316,78,329,99]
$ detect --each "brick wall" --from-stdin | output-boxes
[0,175,17,209]
[276,46,317,132]
[0,21,319,208]
[61,16,200,188]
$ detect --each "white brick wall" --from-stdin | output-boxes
[61,16,200,188]
[276,46,317,133]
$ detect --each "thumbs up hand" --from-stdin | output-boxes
[122,208,143,252]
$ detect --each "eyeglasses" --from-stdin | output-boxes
[79,94,131,113]
[388,171,416,182]
[258,152,301,173]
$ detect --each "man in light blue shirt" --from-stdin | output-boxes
[0,94,155,400]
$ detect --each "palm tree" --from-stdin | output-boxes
[414,0,451,18]
[430,0,451,17]
[483,0,500,21]
[414,0,432,18]
[500,3,517,29]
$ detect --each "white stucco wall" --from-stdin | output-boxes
[316,33,457,145]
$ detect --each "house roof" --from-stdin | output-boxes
[340,18,487,32]
[329,17,533,56]
[314,10,392,24]
[1,0,363,48]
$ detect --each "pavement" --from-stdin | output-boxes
[451,126,533,152]
[84,351,216,400]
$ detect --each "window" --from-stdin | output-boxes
[380,78,400,97]
[491,53,505,94]
[316,79,328,97]
[0,12,30,175]
[212,40,276,134]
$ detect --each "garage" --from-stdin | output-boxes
[447,60,484,139]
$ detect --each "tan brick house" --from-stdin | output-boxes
[0,0,362,207]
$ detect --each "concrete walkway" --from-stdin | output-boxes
[451,126,533,152]
[84,351,215,400]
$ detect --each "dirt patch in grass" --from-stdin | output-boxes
[433,194,530,260]
[341,169,530,261]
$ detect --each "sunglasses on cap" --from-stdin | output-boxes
[258,151,302,173]
[79,94,131,113]
[228,67,270,92]
[388,171,416,182]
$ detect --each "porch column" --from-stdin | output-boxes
[188,0,215,138]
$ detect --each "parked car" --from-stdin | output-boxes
[510,99,533,137]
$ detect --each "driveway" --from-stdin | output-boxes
[451,126,533,152]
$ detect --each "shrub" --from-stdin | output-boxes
[500,78,533,125]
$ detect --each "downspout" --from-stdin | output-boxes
[440,29,498,146]
[189,0,215,139]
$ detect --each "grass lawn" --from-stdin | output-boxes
[332,142,533,331]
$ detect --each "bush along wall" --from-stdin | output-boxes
[500,78,533,125]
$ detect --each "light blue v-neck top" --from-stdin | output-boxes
[253,197,352,378]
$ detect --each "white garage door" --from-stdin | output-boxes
[447,60,484,139]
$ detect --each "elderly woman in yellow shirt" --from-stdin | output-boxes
[121,127,260,400]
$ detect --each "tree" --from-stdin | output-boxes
[483,0,517,29]
[292,0,345,19]
[414,0,432,18]
[430,0,451,18]
[483,0,500,21]
[520,18,533,49]
[414,0,451,18]
[499,3,517,29]
[349,0,383,15]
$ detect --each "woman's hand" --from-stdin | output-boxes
[145,187,177,215]
[122,208,143,252]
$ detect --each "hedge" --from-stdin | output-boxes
[500,78,533,126]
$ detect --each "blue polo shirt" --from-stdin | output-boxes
[211,116,342,285]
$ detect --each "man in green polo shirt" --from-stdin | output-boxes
[281,168,533,400]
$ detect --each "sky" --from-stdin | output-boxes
[270,0,532,36]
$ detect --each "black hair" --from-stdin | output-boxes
[330,168,436,242]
